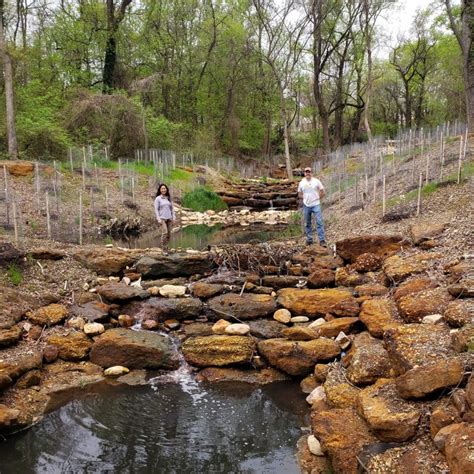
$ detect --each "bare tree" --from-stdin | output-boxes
[0,0,18,159]
[444,0,474,132]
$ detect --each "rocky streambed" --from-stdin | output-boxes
[0,227,473,473]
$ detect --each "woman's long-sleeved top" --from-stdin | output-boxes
[154,195,175,221]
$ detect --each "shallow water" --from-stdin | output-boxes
[0,380,308,474]
[119,223,301,250]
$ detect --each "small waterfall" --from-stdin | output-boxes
[269,199,275,210]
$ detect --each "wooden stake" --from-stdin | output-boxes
[416,173,423,216]
[45,192,51,239]
[3,165,9,224]
[79,191,83,245]
[457,136,464,184]
[69,148,73,172]
[12,198,18,243]
[382,175,386,217]
[105,187,109,215]
[425,152,430,185]
[439,133,445,180]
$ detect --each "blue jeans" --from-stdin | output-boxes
[303,204,325,244]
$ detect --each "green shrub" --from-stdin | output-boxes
[181,186,227,212]
[7,264,23,286]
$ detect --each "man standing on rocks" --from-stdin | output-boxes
[297,167,326,247]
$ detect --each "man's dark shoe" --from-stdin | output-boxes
[319,240,327,248]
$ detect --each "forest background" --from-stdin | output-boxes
[0,0,468,165]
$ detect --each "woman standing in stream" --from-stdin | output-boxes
[154,183,175,254]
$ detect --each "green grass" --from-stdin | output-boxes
[387,181,439,208]
[445,160,474,182]
[181,186,227,212]
[7,264,23,285]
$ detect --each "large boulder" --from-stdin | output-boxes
[323,366,360,408]
[307,268,335,288]
[346,339,393,385]
[444,299,474,327]
[316,317,360,338]
[96,282,148,302]
[73,247,136,275]
[384,324,453,375]
[410,222,446,245]
[191,282,225,299]
[357,378,421,442]
[383,252,442,282]
[257,338,340,376]
[207,293,276,320]
[25,304,68,326]
[70,301,110,322]
[90,329,179,369]
[335,235,405,263]
[0,160,34,176]
[141,297,203,321]
[393,276,436,301]
[311,408,376,473]
[182,335,256,367]
[359,299,400,337]
[444,422,474,473]
[46,332,93,360]
[396,287,452,323]
[135,253,213,278]
[395,358,464,399]
[277,288,359,318]
[196,367,289,384]
[0,351,43,380]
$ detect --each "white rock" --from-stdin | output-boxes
[83,322,105,336]
[130,278,142,289]
[67,316,85,330]
[109,276,120,282]
[82,282,90,291]
[274,309,291,324]
[105,244,114,248]
[96,277,109,285]
[159,285,187,298]
[271,291,277,297]
[422,314,444,324]
[307,435,325,456]
[335,331,351,350]
[306,386,326,405]
[122,277,131,285]
[309,318,326,328]
[225,323,250,335]
[104,366,130,377]
[291,316,309,323]
[212,319,231,334]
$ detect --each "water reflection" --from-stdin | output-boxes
[0,382,307,474]
[120,223,301,250]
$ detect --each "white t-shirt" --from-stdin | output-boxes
[298,177,324,207]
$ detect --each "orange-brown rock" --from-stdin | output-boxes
[397,287,452,323]
[281,326,319,341]
[467,375,474,409]
[444,299,474,327]
[182,335,255,368]
[393,276,436,302]
[430,404,462,437]
[359,299,400,337]
[452,324,474,352]
[262,275,303,289]
[354,283,388,297]
[396,358,464,399]
[444,423,474,473]
[0,351,43,380]
[311,408,376,473]
[0,404,20,430]
[257,338,340,376]
[346,340,393,385]
[384,324,453,375]
[314,364,330,383]
[357,379,421,442]
[46,331,93,360]
[26,304,68,326]
[191,282,225,299]
[383,252,442,282]
[300,374,319,393]
[196,367,289,384]
[0,325,21,347]
[336,235,406,262]
[305,254,344,271]
[73,247,136,275]
[448,277,474,297]
[0,160,34,176]
[277,288,359,318]
[323,366,360,408]
[307,268,335,288]
[207,293,276,320]
[335,267,368,287]
[351,252,383,272]
[91,328,180,369]
[316,317,359,338]
[410,222,446,245]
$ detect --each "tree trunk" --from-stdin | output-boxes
[462,0,474,132]
[362,0,373,143]
[0,2,18,159]
[279,88,293,180]
[102,35,117,93]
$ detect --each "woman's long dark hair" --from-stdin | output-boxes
[155,183,171,199]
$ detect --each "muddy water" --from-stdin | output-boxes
[0,380,308,474]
